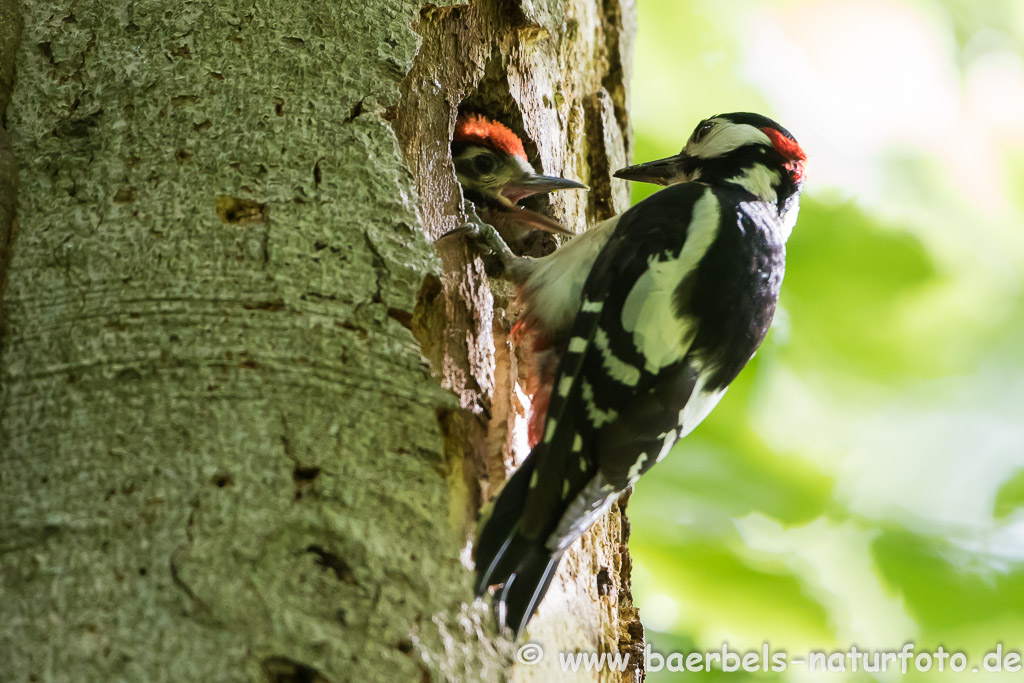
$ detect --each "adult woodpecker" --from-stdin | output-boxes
[452,113,587,245]
[469,112,806,635]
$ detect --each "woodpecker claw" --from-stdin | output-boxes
[437,216,518,277]
[437,223,482,243]
[466,220,514,259]
[473,220,516,279]
[438,220,505,254]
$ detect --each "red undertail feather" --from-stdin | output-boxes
[525,350,558,448]
[510,287,558,448]
[454,114,528,161]
[528,382,551,448]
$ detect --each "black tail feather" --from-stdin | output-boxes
[474,452,539,594]
[497,545,563,636]
[474,450,563,634]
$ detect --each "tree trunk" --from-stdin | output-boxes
[0,0,641,680]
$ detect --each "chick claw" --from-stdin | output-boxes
[440,217,523,281]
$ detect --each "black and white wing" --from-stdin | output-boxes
[519,183,727,548]
[474,180,786,634]
[473,183,715,631]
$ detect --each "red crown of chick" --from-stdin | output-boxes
[454,114,528,162]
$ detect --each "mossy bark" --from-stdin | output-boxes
[0,0,641,681]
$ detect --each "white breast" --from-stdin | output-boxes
[521,215,620,337]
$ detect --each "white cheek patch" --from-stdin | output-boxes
[513,156,536,176]
[727,164,780,203]
[620,189,721,373]
[688,121,771,159]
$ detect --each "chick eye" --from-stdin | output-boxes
[692,122,715,143]
[473,154,496,174]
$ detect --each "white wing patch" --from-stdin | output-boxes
[653,430,677,464]
[678,386,727,441]
[620,189,721,374]
[688,120,771,159]
[626,452,648,482]
[593,328,641,387]
[646,364,729,467]
[543,418,558,442]
[675,362,727,447]
[646,381,726,467]
[581,379,617,428]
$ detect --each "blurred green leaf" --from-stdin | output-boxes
[782,199,947,378]
[872,529,1024,632]
[635,431,835,526]
[626,1,1024,678]
[635,535,833,643]
[994,469,1024,518]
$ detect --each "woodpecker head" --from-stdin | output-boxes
[453,113,587,235]
[615,112,805,215]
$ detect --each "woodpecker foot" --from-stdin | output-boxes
[442,218,524,281]
[451,219,513,258]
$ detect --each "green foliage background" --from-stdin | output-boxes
[626,1,1024,679]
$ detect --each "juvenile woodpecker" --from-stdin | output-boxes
[452,113,587,245]
[471,112,806,635]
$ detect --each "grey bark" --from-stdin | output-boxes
[0,0,641,681]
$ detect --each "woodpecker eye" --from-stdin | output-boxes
[692,122,715,144]
[473,154,497,175]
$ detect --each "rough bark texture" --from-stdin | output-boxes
[394,1,643,679]
[0,0,19,308]
[0,0,641,680]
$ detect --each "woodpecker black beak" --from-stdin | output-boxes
[501,174,588,204]
[614,153,689,186]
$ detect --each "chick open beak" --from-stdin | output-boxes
[489,205,574,236]
[614,153,689,186]
[500,174,588,204]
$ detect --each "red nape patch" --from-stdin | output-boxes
[760,127,806,181]
[454,114,528,161]
[760,127,806,162]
